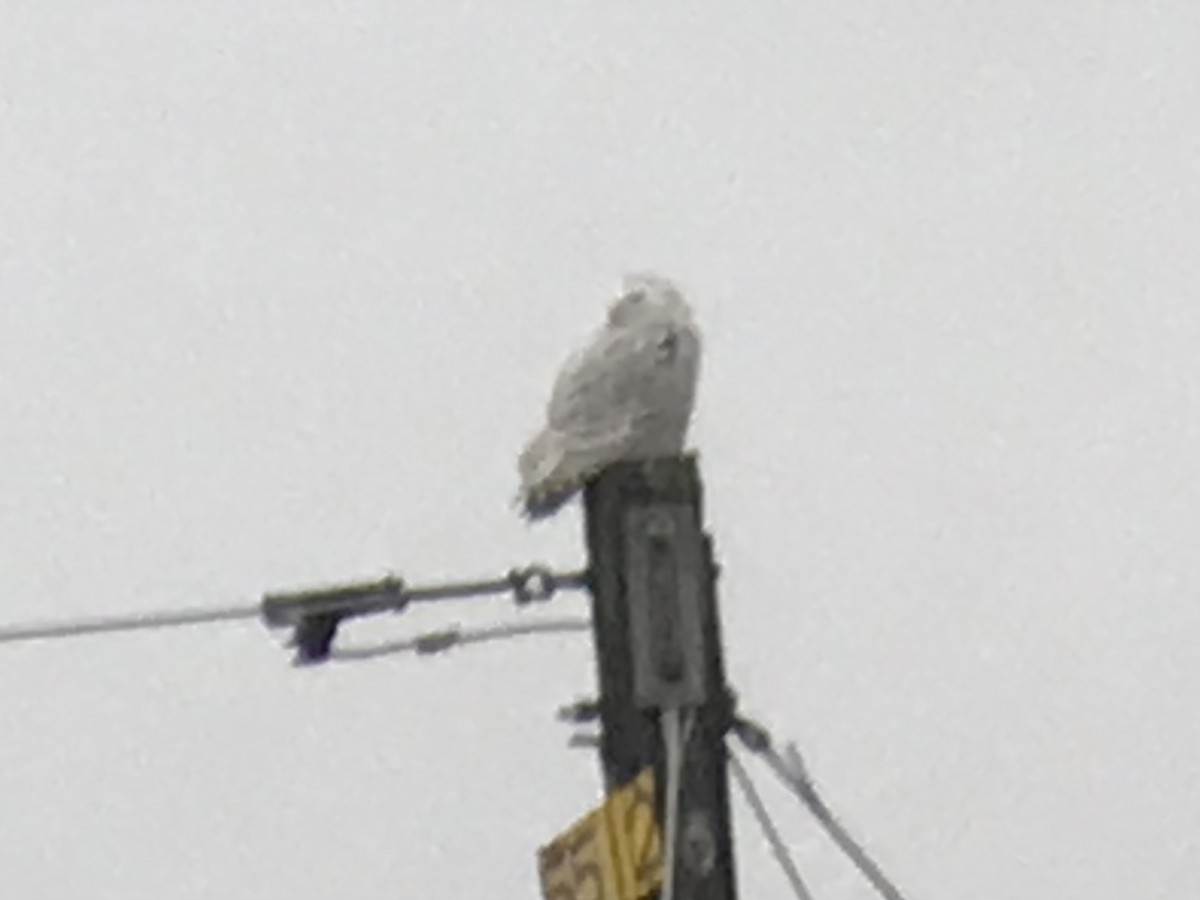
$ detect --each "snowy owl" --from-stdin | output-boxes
[517,272,701,519]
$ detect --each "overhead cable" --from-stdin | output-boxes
[328,616,592,663]
[728,744,816,900]
[0,564,589,658]
[733,717,911,900]
[0,603,259,646]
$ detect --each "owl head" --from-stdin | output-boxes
[607,271,691,327]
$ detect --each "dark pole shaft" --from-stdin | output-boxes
[583,455,737,900]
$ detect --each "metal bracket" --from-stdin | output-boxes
[624,503,707,709]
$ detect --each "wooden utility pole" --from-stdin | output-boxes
[582,455,737,900]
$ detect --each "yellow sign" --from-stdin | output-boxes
[538,767,663,900]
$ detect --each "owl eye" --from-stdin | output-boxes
[657,330,679,363]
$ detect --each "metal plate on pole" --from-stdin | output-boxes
[624,504,707,709]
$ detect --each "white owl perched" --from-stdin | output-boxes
[517,272,702,519]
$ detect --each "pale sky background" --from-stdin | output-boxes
[2,2,1198,898]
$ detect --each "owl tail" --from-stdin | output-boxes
[517,429,587,520]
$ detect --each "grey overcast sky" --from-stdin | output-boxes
[2,1,1198,898]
